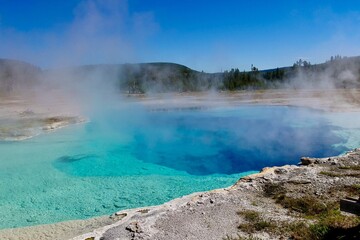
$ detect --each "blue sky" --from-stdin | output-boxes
[0,0,360,72]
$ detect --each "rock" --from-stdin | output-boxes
[125,221,142,233]
[287,178,312,184]
[331,159,339,165]
[114,212,127,217]
[263,176,271,181]
[109,212,128,221]
[300,157,315,165]
[137,209,150,214]
[274,168,288,174]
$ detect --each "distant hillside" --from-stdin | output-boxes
[223,56,360,90]
[38,56,360,91]
[119,63,223,93]
[0,59,41,94]
[2,56,360,94]
[45,62,223,93]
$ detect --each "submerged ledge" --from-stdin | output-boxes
[0,116,87,142]
[1,149,359,240]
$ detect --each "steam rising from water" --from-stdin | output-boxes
[0,0,159,68]
[1,0,360,231]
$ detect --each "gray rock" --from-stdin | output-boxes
[274,168,288,174]
[125,221,141,233]
[300,157,315,165]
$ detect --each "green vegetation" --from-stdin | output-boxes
[320,171,360,178]
[263,182,286,198]
[119,63,221,93]
[237,210,276,233]
[223,234,262,240]
[61,56,360,92]
[346,184,360,195]
[258,182,360,239]
[222,56,360,91]
[277,195,331,215]
[2,55,360,94]
[222,67,284,91]
[339,165,360,171]
[319,165,360,178]
[237,210,261,222]
[263,182,333,216]
[235,207,360,240]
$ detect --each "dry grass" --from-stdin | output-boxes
[237,210,276,234]
[338,166,360,171]
[322,171,360,178]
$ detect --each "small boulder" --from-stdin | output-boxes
[300,157,315,165]
[126,221,142,233]
[274,168,288,174]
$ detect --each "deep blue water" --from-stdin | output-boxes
[54,105,346,177]
[132,106,346,175]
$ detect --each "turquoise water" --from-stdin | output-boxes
[0,105,355,229]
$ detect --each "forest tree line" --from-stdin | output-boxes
[1,55,360,94]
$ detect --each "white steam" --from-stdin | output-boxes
[0,0,158,68]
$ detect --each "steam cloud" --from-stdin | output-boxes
[0,0,158,68]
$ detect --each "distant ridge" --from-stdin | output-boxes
[0,59,41,93]
[1,56,360,93]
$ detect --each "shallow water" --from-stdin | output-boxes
[0,105,357,229]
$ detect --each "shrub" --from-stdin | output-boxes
[263,182,286,198]
[277,195,330,216]
[237,210,260,222]
[237,210,276,233]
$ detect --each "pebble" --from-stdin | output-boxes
[274,168,288,174]
[114,212,127,217]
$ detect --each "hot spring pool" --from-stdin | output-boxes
[0,105,358,229]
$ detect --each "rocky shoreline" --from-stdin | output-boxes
[64,149,360,240]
